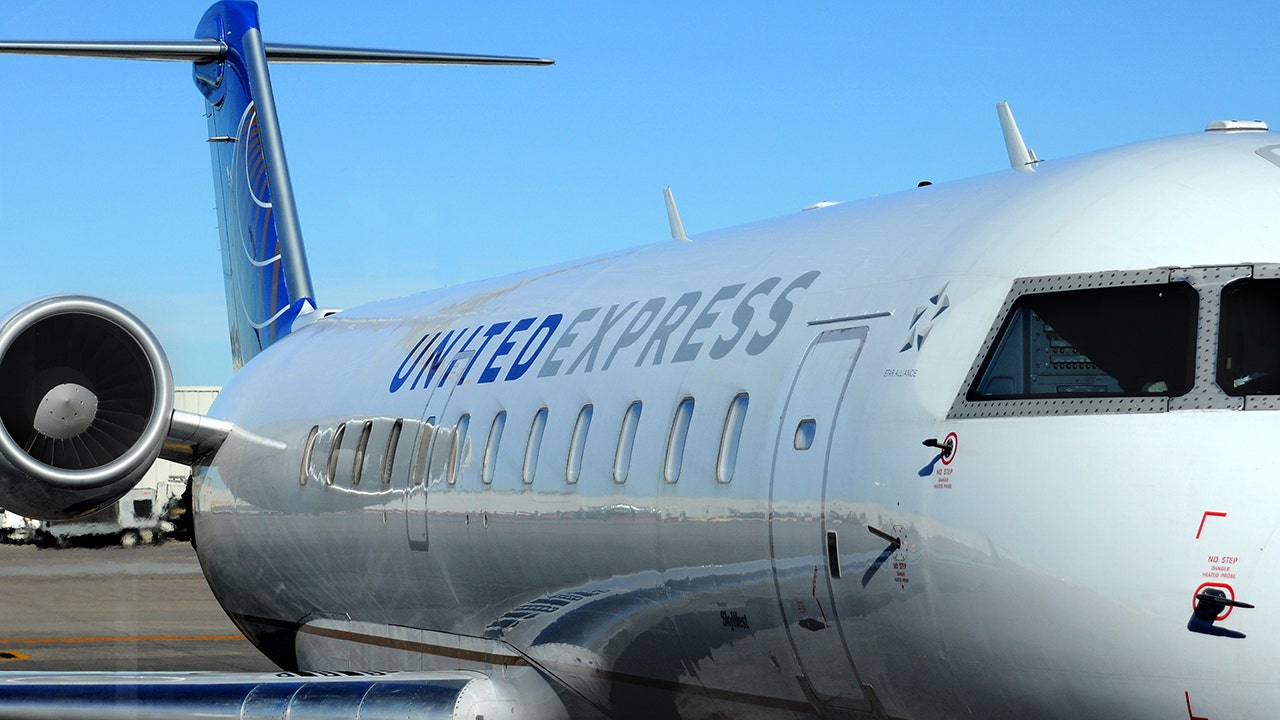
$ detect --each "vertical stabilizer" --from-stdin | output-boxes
[194,1,314,371]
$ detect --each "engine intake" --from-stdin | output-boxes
[0,296,173,520]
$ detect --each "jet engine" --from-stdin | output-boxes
[0,296,173,520]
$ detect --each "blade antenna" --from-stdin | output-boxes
[664,186,690,243]
[997,101,1041,173]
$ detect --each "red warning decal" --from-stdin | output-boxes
[931,432,959,489]
[1195,511,1226,540]
[1193,582,1237,622]
[1185,691,1208,720]
[940,431,958,466]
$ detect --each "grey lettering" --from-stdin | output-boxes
[710,277,780,359]
[603,296,666,371]
[673,283,743,363]
[637,291,701,366]
[538,307,600,378]
[747,270,821,355]
[568,302,636,374]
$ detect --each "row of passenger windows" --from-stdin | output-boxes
[300,393,750,489]
[968,278,1280,401]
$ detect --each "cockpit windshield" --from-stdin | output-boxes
[1218,279,1280,395]
[969,283,1198,400]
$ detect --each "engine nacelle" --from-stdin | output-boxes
[0,296,173,520]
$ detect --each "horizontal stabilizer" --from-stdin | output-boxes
[0,39,552,66]
[262,43,553,65]
[0,40,222,61]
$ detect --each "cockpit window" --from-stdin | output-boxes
[1219,279,1280,395]
[968,283,1197,400]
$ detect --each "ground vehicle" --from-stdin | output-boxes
[0,510,36,543]
[34,484,171,547]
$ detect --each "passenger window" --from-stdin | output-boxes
[352,420,373,486]
[325,424,346,486]
[794,418,816,450]
[381,419,404,485]
[716,393,748,484]
[449,414,470,485]
[425,424,453,487]
[969,283,1197,400]
[523,408,548,484]
[410,416,437,487]
[1219,279,1280,395]
[299,425,319,486]
[482,411,506,485]
[566,405,592,485]
[664,397,694,484]
[614,401,642,484]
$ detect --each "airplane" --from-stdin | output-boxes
[0,1,1276,718]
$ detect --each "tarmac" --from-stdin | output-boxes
[0,541,278,672]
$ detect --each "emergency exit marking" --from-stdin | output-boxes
[1185,691,1208,720]
[1195,511,1226,540]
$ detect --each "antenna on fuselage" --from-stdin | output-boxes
[997,101,1041,173]
[664,186,691,243]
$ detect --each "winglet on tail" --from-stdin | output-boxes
[0,0,552,371]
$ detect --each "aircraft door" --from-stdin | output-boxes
[405,349,473,552]
[769,326,874,714]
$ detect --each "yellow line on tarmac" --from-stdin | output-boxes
[0,635,245,645]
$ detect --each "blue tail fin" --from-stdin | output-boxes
[193,1,314,371]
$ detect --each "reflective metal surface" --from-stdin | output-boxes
[193,129,1280,719]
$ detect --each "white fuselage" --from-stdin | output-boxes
[194,129,1280,719]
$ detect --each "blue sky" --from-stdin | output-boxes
[0,1,1276,386]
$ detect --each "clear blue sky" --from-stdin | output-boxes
[0,1,1275,386]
